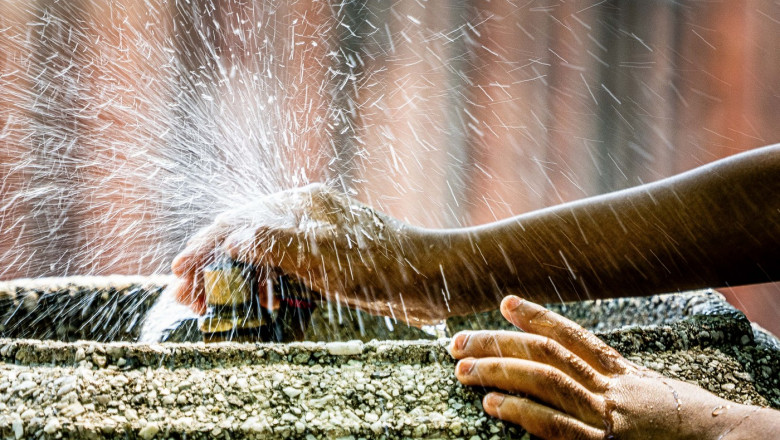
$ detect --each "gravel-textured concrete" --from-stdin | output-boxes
[0,278,778,439]
[0,336,778,440]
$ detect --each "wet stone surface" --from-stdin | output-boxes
[0,337,777,440]
[0,276,433,343]
[0,277,167,342]
[0,279,777,439]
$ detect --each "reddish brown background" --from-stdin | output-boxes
[1,1,778,334]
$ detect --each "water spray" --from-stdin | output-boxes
[200,258,317,343]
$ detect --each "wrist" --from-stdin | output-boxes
[405,226,453,283]
[397,226,461,317]
[416,226,499,317]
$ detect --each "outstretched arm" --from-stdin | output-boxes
[173,145,779,323]
[433,145,779,317]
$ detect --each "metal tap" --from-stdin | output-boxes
[200,258,316,343]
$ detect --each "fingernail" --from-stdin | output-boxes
[457,359,476,375]
[454,333,470,351]
[503,295,524,311]
[485,392,505,408]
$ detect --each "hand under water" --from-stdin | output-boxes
[171,183,442,322]
[450,296,780,440]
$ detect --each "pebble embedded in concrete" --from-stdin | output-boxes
[283,386,302,399]
[43,418,60,434]
[138,422,159,439]
[325,340,363,355]
[11,416,22,439]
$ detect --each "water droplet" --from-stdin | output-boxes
[529,317,555,328]
[711,404,731,416]
[660,379,683,426]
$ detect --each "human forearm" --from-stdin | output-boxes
[711,404,780,439]
[172,147,778,323]
[432,145,780,316]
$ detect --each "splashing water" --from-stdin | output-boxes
[2,0,491,339]
[1,1,777,340]
[138,283,197,343]
[1,1,349,280]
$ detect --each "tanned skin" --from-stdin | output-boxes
[172,145,779,321]
[437,144,779,315]
[172,144,779,439]
[450,296,780,440]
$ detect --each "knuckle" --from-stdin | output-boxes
[538,337,563,360]
[558,325,587,344]
[539,365,565,385]
[307,182,327,193]
[529,308,550,323]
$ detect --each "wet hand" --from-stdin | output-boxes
[450,295,773,440]
[171,183,440,321]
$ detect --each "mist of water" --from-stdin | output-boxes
[1,1,777,341]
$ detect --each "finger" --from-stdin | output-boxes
[172,247,214,278]
[192,293,206,315]
[455,358,603,425]
[171,239,220,279]
[482,392,603,440]
[171,250,196,277]
[255,278,277,310]
[172,269,207,315]
[501,296,630,375]
[172,273,195,304]
[449,331,608,391]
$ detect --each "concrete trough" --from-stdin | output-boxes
[0,277,778,439]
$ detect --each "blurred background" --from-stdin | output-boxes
[1,0,778,333]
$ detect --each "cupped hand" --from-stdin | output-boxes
[450,295,774,440]
[171,183,441,322]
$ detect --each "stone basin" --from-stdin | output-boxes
[0,276,778,439]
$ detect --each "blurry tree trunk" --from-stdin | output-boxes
[24,0,91,276]
[592,1,678,192]
[0,3,34,279]
[462,0,551,225]
[354,1,467,227]
[672,0,754,170]
[77,0,173,275]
